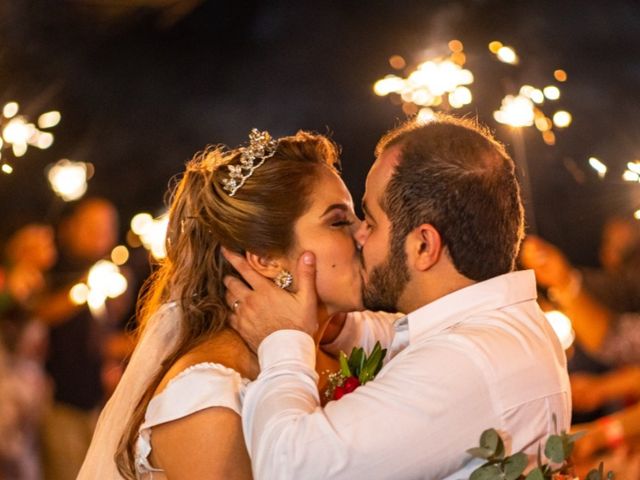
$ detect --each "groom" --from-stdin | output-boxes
[223,115,571,479]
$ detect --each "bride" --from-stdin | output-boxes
[78,129,364,479]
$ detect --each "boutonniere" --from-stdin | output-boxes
[324,341,387,401]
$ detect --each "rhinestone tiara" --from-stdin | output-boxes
[222,129,278,196]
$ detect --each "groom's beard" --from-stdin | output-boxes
[362,234,410,312]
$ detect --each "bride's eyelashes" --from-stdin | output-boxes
[331,219,355,228]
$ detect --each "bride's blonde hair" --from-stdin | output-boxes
[115,131,339,478]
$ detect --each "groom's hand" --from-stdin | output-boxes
[222,248,319,352]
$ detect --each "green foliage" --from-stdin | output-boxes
[467,421,615,480]
[341,342,387,385]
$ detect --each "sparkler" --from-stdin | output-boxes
[130,212,169,260]
[46,159,93,201]
[1,101,60,175]
[588,157,608,178]
[69,260,128,317]
[373,40,474,117]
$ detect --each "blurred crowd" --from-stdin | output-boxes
[1,200,640,479]
[521,215,640,478]
[0,198,144,480]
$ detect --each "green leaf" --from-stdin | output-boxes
[466,447,494,460]
[586,468,602,480]
[567,430,587,443]
[374,348,387,375]
[479,429,505,460]
[360,346,383,383]
[504,452,527,480]
[348,347,364,376]
[470,464,502,480]
[525,467,545,480]
[339,351,351,377]
[544,434,566,463]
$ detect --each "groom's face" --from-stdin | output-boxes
[356,146,411,312]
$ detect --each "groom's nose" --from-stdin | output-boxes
[353,219,367,248]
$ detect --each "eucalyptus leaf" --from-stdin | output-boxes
[479,429,504,459]
[524,467,545,480]
[469,464,502,480]
[568,430,587,442]
[586,468,602,480]
[466,447,494,460]
[504,452,527,480]
[544,435,566,463]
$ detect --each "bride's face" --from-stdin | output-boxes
[286,167,363,314]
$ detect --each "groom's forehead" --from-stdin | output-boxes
[366,146,401,195]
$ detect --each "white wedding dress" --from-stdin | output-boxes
[135,362,249,479]
[78,303,249,480]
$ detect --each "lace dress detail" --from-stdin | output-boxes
[134,362,249,479]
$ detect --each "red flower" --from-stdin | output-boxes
[343,376,360,393]
[333,386,346,400]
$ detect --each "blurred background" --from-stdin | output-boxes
[1,1,640,479]
[1,0,639,262]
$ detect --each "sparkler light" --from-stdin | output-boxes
[543,86,561,100]
[496,46,519,64]
[374,39,571,146]
[130,212,169,260]
[69,260,128,317]
[588,157,608,178]
[493,94,535,127]
[47,159,92,201]
[544,310,575,350]
[623,162,640,183]
[552,111,572,128]
[1,102,60,174]
[373,42,474,113]
[635,210,640,220]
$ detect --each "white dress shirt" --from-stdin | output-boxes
[242,270,571,480]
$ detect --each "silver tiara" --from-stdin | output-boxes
[222,129,278,196]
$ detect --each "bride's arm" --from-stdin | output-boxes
[150,407,252,480]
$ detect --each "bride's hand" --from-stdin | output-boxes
[222,248,319,352]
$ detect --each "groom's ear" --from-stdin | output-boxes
[407,224,443,272]
[245,251,284,280]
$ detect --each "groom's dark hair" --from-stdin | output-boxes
[376,114,525,282]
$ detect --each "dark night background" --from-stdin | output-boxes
[1,0,639,267]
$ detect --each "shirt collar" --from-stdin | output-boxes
[404,270,538,341]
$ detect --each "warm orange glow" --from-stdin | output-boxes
[488,41,503,53]
[389,55,406,70]
[542,131,556,145]
[553,69,567,82]
[451,51,466,66]
[448,40,464,53]
[402,103,418,115]
[111,245,130,266]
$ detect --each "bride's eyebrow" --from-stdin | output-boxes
[319,203,350,218]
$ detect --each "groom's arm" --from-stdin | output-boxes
[320,310,402,360]
[242,329,492,480]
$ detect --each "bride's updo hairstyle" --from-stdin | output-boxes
[116,130,340,478]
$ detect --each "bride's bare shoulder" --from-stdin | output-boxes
[155,329,257,395]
